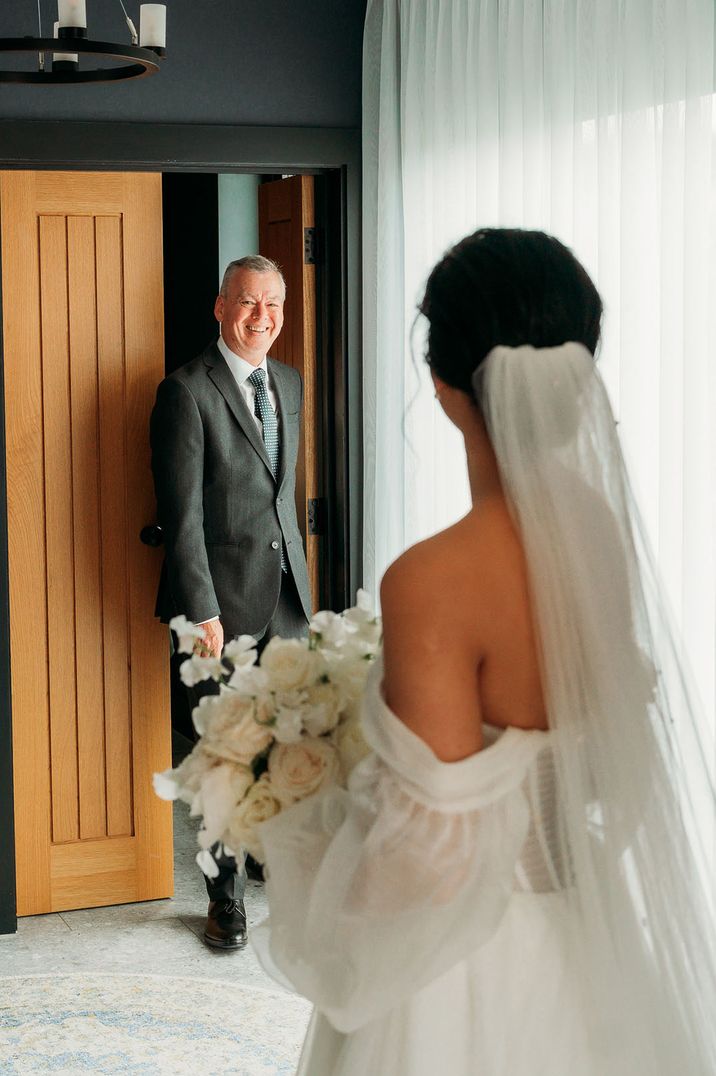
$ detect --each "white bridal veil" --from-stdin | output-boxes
[254,338,716,1070]
[475,342,716,1072]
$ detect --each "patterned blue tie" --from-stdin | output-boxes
[249,368,287,571]
[249,368,279,479]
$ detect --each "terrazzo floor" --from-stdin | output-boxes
[0,734,276,992]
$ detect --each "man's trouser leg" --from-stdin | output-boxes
[260,569,310,645]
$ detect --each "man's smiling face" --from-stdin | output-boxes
[214,268,285,364]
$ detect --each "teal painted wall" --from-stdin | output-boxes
[218,174,260,285]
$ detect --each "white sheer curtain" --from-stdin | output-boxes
[362,0,716,719]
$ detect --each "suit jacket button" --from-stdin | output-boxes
[271,540,279,549]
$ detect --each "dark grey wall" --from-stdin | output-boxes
[0,0,366,126]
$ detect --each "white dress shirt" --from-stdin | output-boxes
[199,336,279,627]
[217,333,278,424]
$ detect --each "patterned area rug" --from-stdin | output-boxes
[0,973,311,1074]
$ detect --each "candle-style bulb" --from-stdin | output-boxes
[57,0,87,29]
[140,4,166,49]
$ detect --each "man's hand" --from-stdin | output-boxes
[196,620,224,659]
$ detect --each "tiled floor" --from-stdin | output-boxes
[0,738,275,991]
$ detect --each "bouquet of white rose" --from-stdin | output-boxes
[153,591,381,877]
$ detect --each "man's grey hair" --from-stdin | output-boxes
[220,255,286,297]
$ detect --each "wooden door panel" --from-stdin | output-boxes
[40,215,80,846]
[1,171,172,915]
[96,215,134,840]
[69,215,108,841]
[35,171,126,214]
[259,176,320,610]
[51,836,137,911]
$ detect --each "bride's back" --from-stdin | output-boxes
[380,492,548,761]
[448,500,548,733]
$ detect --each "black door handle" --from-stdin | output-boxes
[140,524,164,547]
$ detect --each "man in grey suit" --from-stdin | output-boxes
[150,255,312,950]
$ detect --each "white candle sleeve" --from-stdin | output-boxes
[140,5,167,48]
[53,19,78,62]
[57,0,87,29]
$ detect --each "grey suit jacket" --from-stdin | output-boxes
[150,342,312,637]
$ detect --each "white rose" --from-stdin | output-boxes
[230,686,275,725]
[303,679,342,736]
[225,774,283,862]
[334,708,371,776]
[203,701,274,765]
[227,663,270,697]
[273,687,308,710]
[268,736,341,804]
[273,706,305,744]
[260,637,321,693]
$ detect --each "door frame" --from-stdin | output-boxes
[0,120,362,934]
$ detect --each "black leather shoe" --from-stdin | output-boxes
[203,898,248,950]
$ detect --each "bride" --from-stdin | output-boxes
[251,229,716,1074]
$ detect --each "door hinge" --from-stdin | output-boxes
[307,497,326,536]
[304,226,318,265]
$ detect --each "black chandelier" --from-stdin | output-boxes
[0,1,167,84]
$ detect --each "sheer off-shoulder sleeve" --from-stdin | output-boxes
[251,657,549,1033]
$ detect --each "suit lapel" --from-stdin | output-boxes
[204,345,274,477]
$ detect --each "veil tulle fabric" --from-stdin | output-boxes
[254,339,716,1071]
[475,341,716,1072]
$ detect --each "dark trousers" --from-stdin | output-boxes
[173,569,309,902]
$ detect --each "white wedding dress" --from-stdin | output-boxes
[253,655,593,1075]
[252,343,716,1074]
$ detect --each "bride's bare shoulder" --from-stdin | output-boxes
[382,526,468,604]
[380,502,517,619]
[379,514,500,759]
[379,504,534,758]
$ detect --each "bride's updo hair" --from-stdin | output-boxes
[420,228,603,394]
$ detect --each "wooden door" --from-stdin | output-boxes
[1,170,172,915]
[258,176,320,611]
